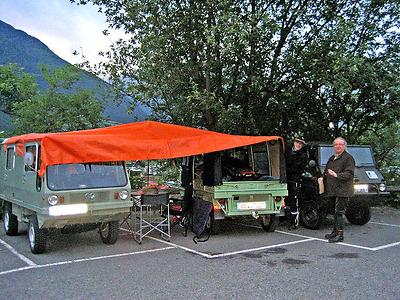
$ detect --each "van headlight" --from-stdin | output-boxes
[119,190,129,200]
[379,183,386,192]
[48,195,59,206]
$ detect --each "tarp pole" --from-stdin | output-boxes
[147,160,150,185]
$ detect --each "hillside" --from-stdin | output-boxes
[0,20,148,132]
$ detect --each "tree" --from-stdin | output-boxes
[0,64,38,114]
[359,122,400,168]
[72,0,400,141]
[12,65,104,134]
[359,122,400,187]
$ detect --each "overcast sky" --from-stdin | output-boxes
[0,0,124,65]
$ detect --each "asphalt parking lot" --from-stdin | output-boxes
[1,206,400,299]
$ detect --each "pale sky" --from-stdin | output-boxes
[0,0,125,65]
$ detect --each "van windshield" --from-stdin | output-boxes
[47,162,127,191]
[319,146,375,167]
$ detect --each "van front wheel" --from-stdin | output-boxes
[99,221,119,244]
[3,204,18,236]
[28,215,47,254]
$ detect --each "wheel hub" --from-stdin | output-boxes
[304,208,318,222]
[29,223,35,248]
[4,212,9,231]
[100,223,109,237]
[261,215,271,224]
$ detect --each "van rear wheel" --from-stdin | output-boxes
[3,204,18,236]
[28,215,47,254]
[99,221,119,244]
[260,214,277,232]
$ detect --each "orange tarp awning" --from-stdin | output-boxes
[3,121,283,176]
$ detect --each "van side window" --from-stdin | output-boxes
[6,147,15,170]
[25,145,37,172]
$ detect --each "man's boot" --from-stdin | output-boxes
[324,229,337,239]
[328,230,343,243]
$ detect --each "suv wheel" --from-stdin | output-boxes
[346,205,371,225]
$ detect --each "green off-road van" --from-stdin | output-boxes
[0,140,132,254]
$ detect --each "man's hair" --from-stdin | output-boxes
[333,137,347,147]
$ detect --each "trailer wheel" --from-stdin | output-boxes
[346,205,371,225]
[99,221,119,244]
[28,215,47,254]
[3,204,18,236]
[300,202,323,230]
[206,211,220,235]
[260,214,277,232]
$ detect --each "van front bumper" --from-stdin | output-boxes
[38,201,133,228]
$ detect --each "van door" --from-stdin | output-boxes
[4,145,17,199]
[0,147,5,197]
[21,144,41,207]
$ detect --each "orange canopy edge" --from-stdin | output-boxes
[3,121,283,176]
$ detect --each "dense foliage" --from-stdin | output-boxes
[12,65,104,133]
[0,64,104,134]
[73,0,399,143]
[0,63,37,115]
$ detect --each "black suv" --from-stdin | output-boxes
[298,143,390,229]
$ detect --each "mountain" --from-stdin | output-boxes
[0,20,149,132]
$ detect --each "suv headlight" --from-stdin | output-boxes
[48,195,59,206]
[354,184,368,193]
[379,183,386,192]
[119,190,129,200]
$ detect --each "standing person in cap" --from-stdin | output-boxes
[285,137,308,229]
[323,137,355,243]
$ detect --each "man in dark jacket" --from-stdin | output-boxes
[285,137,308,229]
[323,137,355,243]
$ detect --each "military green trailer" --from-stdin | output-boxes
[0,139,132,254]
[191,140,288,233]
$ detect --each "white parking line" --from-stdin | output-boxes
[146,235,213,258]
[275,230,376,251]
[0,246,175,277]
[278,228,400,251]
[209,238,316,259]
[369,221,400,228]
[371,241,400,251]
[0,266,36,276]
[142,230,316,259]
[0,237,37,266]
[238,223,379,251]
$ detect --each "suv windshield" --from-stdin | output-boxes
[319,146,375,167]
[47,162,127,191]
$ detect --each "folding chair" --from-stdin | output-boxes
[133,193,170,244]
[168,188,192,236]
